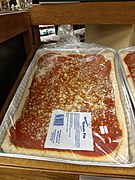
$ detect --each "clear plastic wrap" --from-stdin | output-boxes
[0,42,135,167]
[118,47,135,108]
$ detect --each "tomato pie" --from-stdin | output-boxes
[119,51,135,101]
[2,51,129,163]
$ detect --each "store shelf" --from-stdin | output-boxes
[1,2,135,179]
[29,2,135,25]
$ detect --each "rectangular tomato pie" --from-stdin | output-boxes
[2,50,129,164]
[119,51,135,103]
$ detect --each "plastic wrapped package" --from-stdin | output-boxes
[0,43,135,167]
[118,47,135,108]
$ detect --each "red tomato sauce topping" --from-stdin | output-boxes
[124,52,135,82]
[10,53,122,157]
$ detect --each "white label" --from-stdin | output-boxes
[100,125,109,134]
[44,110,93,151]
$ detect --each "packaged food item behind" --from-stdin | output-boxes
[118,47,135,108]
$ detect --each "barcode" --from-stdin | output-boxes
[53,114,64,126]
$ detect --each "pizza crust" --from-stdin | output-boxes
[2,51,129,164]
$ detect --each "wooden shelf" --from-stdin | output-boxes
[1,155,135,179]
[29,2,135,25]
